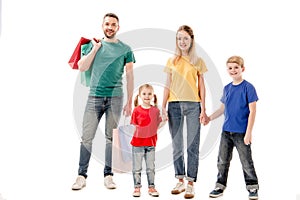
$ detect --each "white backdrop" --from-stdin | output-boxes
[0,0,299,200]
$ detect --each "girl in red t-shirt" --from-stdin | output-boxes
[130,84,166,197]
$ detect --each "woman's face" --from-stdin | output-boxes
[176,30,192,53]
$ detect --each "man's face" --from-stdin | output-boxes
[102,16,119,39]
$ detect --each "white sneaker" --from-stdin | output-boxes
[72,175,86,190]
[184,184,194,199]
[171,182,185,194]
[104,175,116,189]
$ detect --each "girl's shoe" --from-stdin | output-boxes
[133,187,141,197]
[148,187,159,197]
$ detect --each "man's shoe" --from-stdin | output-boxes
[104,175,116,189]
[184,184,194,199]
[148,187,159,197]
[133,187,141,197]
[71,175,86,190]
[171,182,185,194]
[248,189,258,200]
[209,187,224,198]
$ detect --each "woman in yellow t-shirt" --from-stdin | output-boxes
[162,25,208,199]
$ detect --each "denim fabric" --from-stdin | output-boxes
[132,146,156,188]
[167,101,201,182]
[78,96,123,178]
[215,131,259,190]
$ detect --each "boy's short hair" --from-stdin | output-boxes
[227,56,244,68]
[103,13,119,22]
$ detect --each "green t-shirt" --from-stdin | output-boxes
[82,40,135,97]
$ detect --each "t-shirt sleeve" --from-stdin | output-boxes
[125,48,136,64]
[195,57,208,74]
[246,83,259,103]
[164,57,173,73]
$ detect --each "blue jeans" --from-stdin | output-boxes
[215,131,259,191]
[132,146,156,188]
[78,96,123,178]
[167,102,201,182]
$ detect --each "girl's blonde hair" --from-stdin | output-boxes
[173,25,199,66]
[134,84,158,107]
[227,55,244,68]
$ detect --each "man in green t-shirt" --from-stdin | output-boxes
[72,13,135,191]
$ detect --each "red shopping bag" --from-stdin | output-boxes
[68,37,91,69]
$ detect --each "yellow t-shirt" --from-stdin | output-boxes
[164,56,208,102]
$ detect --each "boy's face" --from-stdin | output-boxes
[227,62,244,80]
[102,16,119,39]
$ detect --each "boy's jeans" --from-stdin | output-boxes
[132,146,156,188]
[167,101,201,182]
[215,131,259,190]
[78,96,123,178]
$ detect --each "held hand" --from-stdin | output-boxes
[199,111,209,125]
[162,107,169,121]
[123,102,132,117]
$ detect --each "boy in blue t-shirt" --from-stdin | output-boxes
[204,56,259,200]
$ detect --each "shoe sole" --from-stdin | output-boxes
[249,196,258,200]
[184,194,194,199]
[171,189,185,194]
[209,193,223,198]
[71,185,86,191]
[149,193,159,197]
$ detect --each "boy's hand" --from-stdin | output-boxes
[244,132,252,145]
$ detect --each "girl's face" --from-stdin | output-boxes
[227,62,244,80]
[177,30,192,53]
[139,87,154,106]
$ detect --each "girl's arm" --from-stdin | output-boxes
[244,101,257,145]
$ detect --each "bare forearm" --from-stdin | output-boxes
[78,50,97,72]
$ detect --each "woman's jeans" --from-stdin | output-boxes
[78,96,123,178]
[168,101,201,182]
[215,131,259,191]
[132,146,156,188]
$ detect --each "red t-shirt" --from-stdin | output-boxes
[130,105,162,147]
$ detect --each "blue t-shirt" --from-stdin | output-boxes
[221,80,258,133]
[82,40,135,97]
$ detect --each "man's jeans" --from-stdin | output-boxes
[132,146,156,188]
[167,101,201,182]
[78,96,123,178]
[215,131,259,191]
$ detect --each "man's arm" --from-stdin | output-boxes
[78,40,101,72]
[123,62,134,116]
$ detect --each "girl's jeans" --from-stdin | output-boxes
[215,131,259,191]
[78,96,123,178]
[167,101,201,182]
[132,146,156,188]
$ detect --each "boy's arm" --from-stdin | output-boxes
[205,103,225,125]
[244,101,257,145]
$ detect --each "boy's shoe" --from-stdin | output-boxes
[71,175,86,190]
[148,187,159,197]
[133,187,141,197]
[171,182,185,194]
[184,184,195,199]
[104,175,116,189]
[248,189,258,200]
[209,187,224,198]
